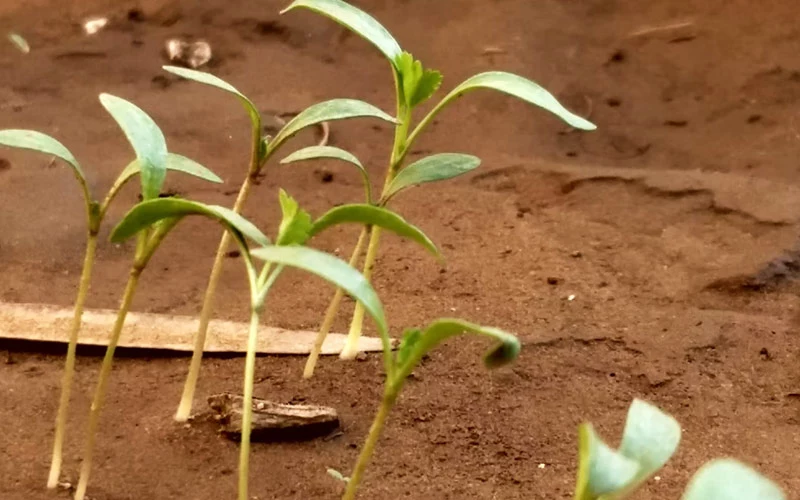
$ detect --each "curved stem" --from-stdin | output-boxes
[339,226,382,360]
[74,268,142,500]
[47,234,98,489]
[175,125,263,423]
[303,226,368,379]
[341,392,397,500]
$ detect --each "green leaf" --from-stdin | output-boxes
[8,32,29,53]
[383,153,481,201]
[250,245,387,338]
[281,0,402,68]
[113,153,223,191]
[0,129,86,181]
[269,99,397,153]
[276,189,313,246]
[162,66,260,130]
[310,204,440,259]
[395,328,422,368]
[396,52,442,108]
[432,71,596,131]
[682,459,785,500]
[280,145,372,203]
[110,198,270,248]
[393,319,520,383]
[99,94,168,201]
[618,399,681,485]
[575,423,641,500]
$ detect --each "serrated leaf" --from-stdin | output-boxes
[250,245,387,339]
[309,204,440,259]
[681,459,785,500]
[99,94,168,201]
[269,99,396,153]
[281,0,402,67]
[393,319,520,383]
[575,423,641,500]
[162,66,260,130]
[618,399,681,485]
[432,71,596,131]
[276,189,313,246]
[383,153,481,200]
[110,198,270,248]
[280,145,371,202]
[411,69,443,107]
[396,51,442,108]
[0,129,85,181]
[8,32,29,53]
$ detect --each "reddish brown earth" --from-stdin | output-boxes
[2,0,800,499]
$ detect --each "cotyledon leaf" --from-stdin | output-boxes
[410,72,596,150]
[281,0,402,68]
[269,99,397,153]
[111,153,223,194]
[162,66,260,129]
[309,204,440,260]
[574,423,641,500]
[110,198,270,249]
[681,459,786,500]
[280,145,372,202]
[383,153,480,201]
[250,245,387,339]
[618,399,681,485]
[0,129,86,182]
[99,94,168,201]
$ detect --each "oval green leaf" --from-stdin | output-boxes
[281,0,402,68]
[99,94,168,201]
[310,204,440,260]
[110,198,270,248]
[575,423,641,500]
[250,245,387,338]
[280,145,372,202]
[618,399,681,485]
[269,99,397,153]
[682,459,785,500]
[393,319,520,383]
[162,66,260,129]
[383,153,480,201]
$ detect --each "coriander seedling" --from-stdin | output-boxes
[574,398,785,500]
[161,66,400,422]
[0,98,221,491]
[71,95,222,500]
[109,190,421,500]
[281,0,597,363]
[341,318,521,499]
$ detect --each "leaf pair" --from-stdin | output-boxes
[575,399,785,500]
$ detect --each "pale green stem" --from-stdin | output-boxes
[339,226,382,360]
[175,134,262,423]
[238,268,280,500]
[341,391,397,500]
[74,267,142,500]
[47,234,98,489]
[303,226,368,378]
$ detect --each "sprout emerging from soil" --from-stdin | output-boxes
[339,319,521,499]
[574,399,785,500]
[109,189,431,500]
[159,66,401,423]
[280,0,597,371]
[0,96,221,492]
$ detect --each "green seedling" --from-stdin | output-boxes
[110,188,439,500]
[67,96,222,500]
[281,0,597,365]
[0,98,220,491]
[575,399,785,500]
[340,318,521,499]
[160,65,400,422]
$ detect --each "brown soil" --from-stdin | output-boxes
[2,0,800,499]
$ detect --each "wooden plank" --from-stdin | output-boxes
[0,302,388,354]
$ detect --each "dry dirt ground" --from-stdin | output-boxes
[2,0,800,499]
